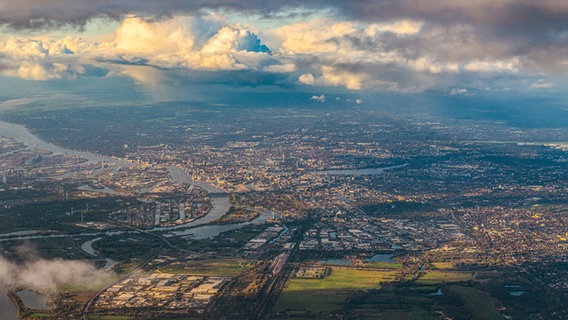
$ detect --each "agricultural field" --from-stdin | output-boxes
[275,268,399,314]
[274,266,497,319]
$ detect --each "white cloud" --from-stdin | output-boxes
[310,94,326,102]
[201,25,270,54]
[263,63,297,73]
[0,253,113,294]
[115,16,198,54]
[298,73,315,85]
[0,12,555,93]
[530,80,554,89]
[0,14,278,82]
[449,88,468,95]
[320,65,366,90]
[463,58,520,73]
[274,19,358,54]
[300,66,368,90]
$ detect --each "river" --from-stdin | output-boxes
[0,118,273,249]
[0,119,232,234]
[166,209,273,239]
[0,288,19,320]
[312,163,408,175]
[0,115,274,319]
[0,120,127,167]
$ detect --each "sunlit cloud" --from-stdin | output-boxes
[0,1,566,93]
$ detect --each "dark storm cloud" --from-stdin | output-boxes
[0,0,318,29]
[1,0,567,31]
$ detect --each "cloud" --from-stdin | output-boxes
[0,14,278,85]
[115,16,200,54]
[298,73,315,85]
[0,253,113,293]
[449,88,469,95]
[0,2,567,93]
[310,94,326,102]
[530,80,555,89]
[364,20,422,36]
[275,19,358,54]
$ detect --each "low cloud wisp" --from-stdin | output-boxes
[0,254,113,293]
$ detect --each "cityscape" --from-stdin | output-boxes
[0,100,567,319]
[1,1,568,320]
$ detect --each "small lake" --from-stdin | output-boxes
[366,254,395,263]
[17,290,49,310]
[0,288,19,320]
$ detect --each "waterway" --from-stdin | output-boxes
[0,119,233,238]
[312,163,408,175]
[150,194,230,232]
[0,117,277,317]
[0,120,127,167]
[80,237,116,270]
[0,288,19,320]
[0,118,272,246]
[167,209,272,239]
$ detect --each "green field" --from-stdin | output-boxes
[285,268,398,291]
[450,286,503,320]
[159,259,254,276]
[275,266,492,319]
[276,268,399,313]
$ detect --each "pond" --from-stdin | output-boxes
[16,290,49,310]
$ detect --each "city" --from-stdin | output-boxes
[1,1,568,319]
[0,100,567,319]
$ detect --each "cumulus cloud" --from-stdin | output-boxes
[0,1,567,93]
[310,94,326,102]
[0,254,113,293]
[115,16,200,54]
[0,14,277,84]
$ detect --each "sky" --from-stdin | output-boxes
[0,0,567,102]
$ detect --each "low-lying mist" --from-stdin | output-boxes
[0,253,114,293]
